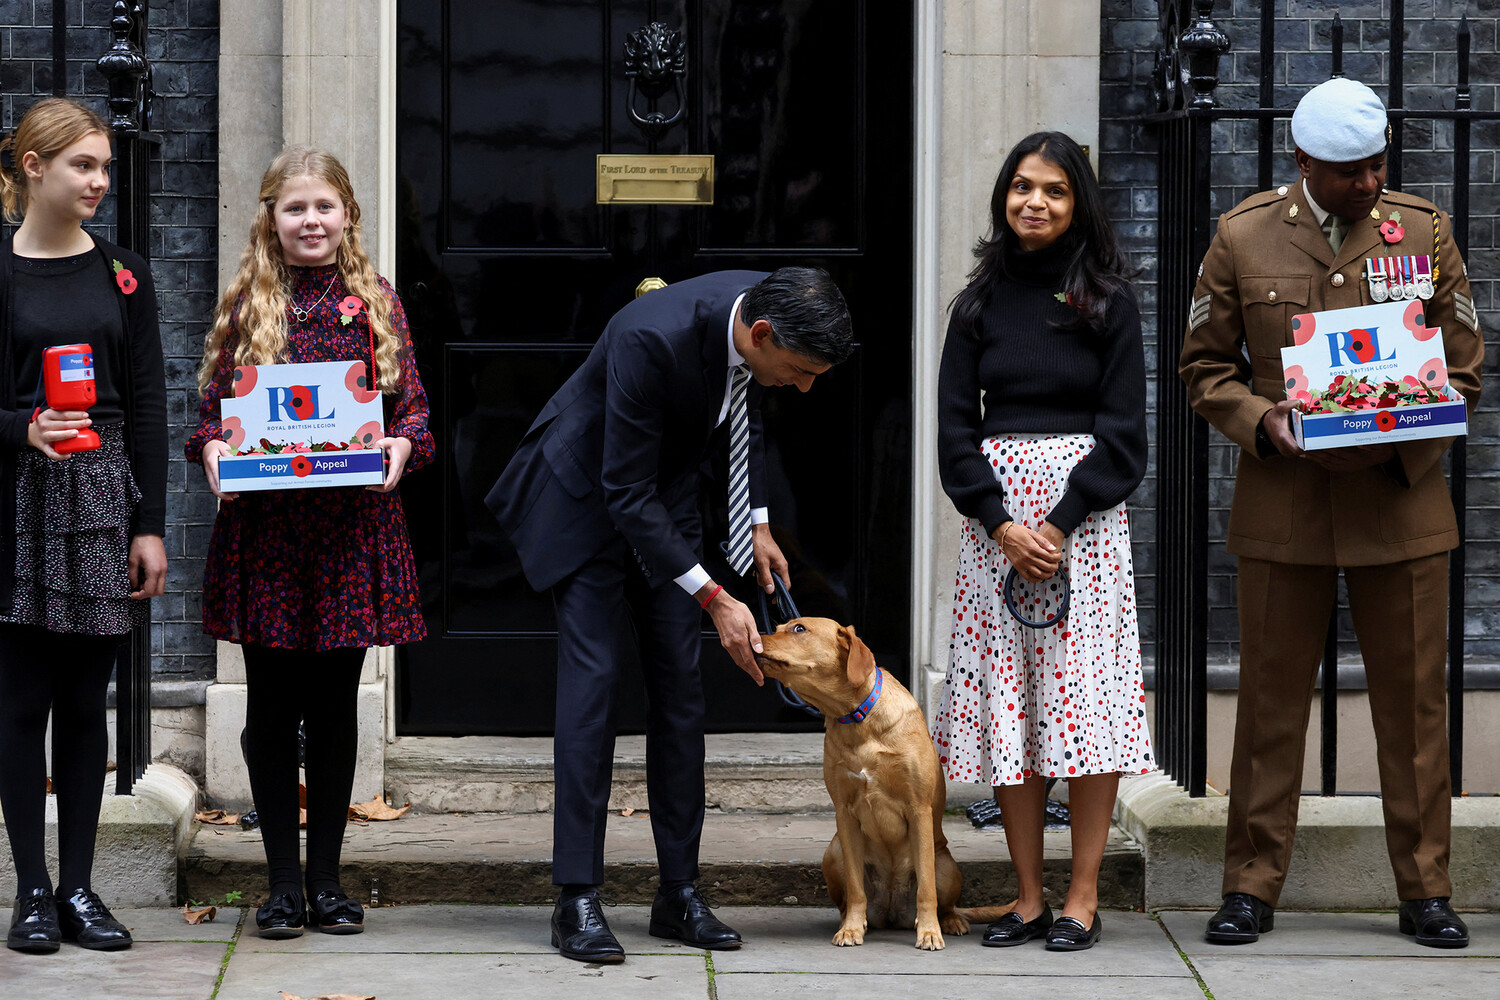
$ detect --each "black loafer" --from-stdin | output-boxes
[981,903,1053,947]
[1045,913,1102,951]
[7,888,60,954]
[255,891,308,940]
[309,890,365,935]
[648,885,742,949]
[56,889,132,951]
[551,892,624,963]
[1399,897,1469,949]
[1205,892,1274,944]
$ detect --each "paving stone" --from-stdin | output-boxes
[1159,910,1500,957]
[214,952,706,1000]
[0,941,227,1000]
[1191,955,1500,1000]
[113,906,244,943]
[713,973,1208,999]
[713,908,1189,977]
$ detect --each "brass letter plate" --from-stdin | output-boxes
[596,154,714,205]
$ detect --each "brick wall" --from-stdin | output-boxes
[1,0,219,681]
[1101,0,1500,664]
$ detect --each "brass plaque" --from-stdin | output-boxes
[597,154,714,205]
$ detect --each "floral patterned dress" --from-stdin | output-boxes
[185,265,434,650]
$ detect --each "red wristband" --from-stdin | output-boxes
[700,584,724,609]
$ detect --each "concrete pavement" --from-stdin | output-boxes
[2,905,1496,999]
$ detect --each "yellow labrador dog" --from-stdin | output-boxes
[757,617,1009,949]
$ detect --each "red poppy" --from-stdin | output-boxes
[287,385,316,420]
[220,416,245,449]
[291,455,313,477]
[1375,410,1398,432]
[1283,364,1309,398]
[1379,220,1404,243]
[353,420,381,449]
[114,268,137,294]
[1346,328,1377,363]
[1419,358,1448,387]
[344,361,379,403]
[1291,312,1316,346]
[338,295,364,317]
[233,366,258,396]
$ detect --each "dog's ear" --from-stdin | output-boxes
[840,624,876,687]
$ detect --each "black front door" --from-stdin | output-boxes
[394,0,913,735]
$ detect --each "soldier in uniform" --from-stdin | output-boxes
[1179,78,1483,948]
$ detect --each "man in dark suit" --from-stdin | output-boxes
[486,267,854,963]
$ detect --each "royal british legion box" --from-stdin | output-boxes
[216,360,386,492]
[1280,299,1467,451]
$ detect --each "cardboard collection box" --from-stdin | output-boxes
[1280,300,1467,451]
[216,360,386,492]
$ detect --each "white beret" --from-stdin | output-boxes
[1291,78,1389,162]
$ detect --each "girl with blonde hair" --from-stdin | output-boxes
[0,97,167,955]
[186,146,432,938]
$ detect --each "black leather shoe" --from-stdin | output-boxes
[981,903,1053,947]
[255,891,308,940]
[309,890,365,935]
[551,893,625,963]
[56,889,132,951]
[648,885,742,949]
[1399,897,1469,949]
[1045,913,1103,951]
[7,888,60,954]
[1205,892,1274,944]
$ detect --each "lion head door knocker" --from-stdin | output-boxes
[624,22,687,140]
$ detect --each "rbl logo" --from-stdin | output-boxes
[1326,325,1396,367]
[266,384,336,422]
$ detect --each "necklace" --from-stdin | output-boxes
[289,275,337,323]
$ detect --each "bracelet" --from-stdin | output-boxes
[998,522,1014,552]
[700,584,724,609]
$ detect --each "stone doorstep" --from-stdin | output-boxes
[1114,772,1500,910]
[181,809,1145,910]
[0,764,198,907]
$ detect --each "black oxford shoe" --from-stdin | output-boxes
[56,889,132,951]
[981,903,1053,947]
[1399,897,1469,949]
[309,890,365,935]
[7,888,60,954]
[255,891,308,940]
[1045,912,1103,951]
[1205,893,1274,944]
[648,885,742,950]
[551,892,625,963]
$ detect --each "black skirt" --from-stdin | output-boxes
[1,422,144,636]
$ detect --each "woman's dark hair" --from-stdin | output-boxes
[950,131,1134,335]
[740,266,855,366]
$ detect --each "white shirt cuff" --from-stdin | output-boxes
[674,563,712,596]
[752,507,769,525]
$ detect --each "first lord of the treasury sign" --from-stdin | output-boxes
[216,360,386,492]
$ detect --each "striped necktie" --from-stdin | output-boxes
[725,364,753,577]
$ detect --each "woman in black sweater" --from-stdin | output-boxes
[933,132,1152,952]
[0,99,167,955]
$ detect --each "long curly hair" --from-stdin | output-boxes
[197,146,401,395]
[0,97,109,223]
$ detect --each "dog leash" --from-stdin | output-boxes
[1003,566,1071,628]
[753,567,824,719]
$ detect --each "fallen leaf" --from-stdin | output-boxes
[299,807,307,829]
[620,807,634,817]
[182,904,216,925]
[195,809,241,825]
[45,777,52,794]
[348,796,410,823]
[298,782,308,808]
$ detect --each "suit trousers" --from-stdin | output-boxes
[1224,553,1452,905]
[550,536,707,886]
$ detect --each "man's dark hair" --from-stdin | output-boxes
[739,266,854,366]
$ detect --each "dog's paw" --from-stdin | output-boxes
[832,924,867,947]
[940,913,970,935]
[915,927,946,951]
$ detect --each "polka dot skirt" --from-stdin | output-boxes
[931,433,1155,787]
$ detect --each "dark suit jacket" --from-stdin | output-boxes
[486,271,770,591]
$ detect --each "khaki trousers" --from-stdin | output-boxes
[1223,553,1453,905]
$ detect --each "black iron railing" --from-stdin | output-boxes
[1144,0,1493,798]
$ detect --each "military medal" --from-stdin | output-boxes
[1365,257,1389,302]
[1415,255,1435,300]
[1380,258,1403,299]
[1401,256,1419,300]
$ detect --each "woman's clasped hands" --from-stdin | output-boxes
[994,519,1065,583]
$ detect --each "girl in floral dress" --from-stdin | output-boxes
[186,147,432,939]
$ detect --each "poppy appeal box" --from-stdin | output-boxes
[216,360,386,492]
[1280,299,1467,451]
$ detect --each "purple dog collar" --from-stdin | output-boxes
[836,666,883,725]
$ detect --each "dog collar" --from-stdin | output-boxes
[836,666,882,725]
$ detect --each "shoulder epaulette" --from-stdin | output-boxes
[1224,188,1289,220]
[1379,188,1441,213]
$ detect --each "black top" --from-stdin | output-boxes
[937,241,1147,537]
[0,236,167,613]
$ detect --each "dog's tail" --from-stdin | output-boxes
[953,904,1016,923]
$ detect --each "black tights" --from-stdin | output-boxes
[0,623,119,895]
[242,645,365,900]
